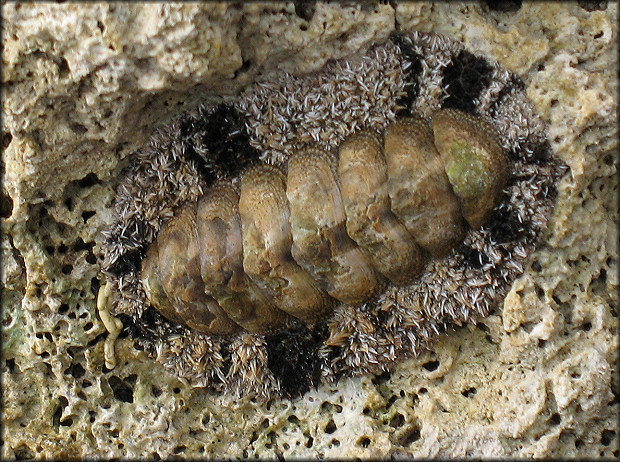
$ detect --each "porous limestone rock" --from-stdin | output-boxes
[1,2,617,459]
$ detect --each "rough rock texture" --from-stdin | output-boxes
[1,2,617,459]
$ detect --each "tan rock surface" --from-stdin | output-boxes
[2,2,617,459]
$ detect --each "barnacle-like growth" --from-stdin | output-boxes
[100,31,565,399]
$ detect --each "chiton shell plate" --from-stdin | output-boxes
[100,31,565,399]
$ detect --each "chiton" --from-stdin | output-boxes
[100,32,566,399]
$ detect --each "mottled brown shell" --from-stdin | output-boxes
[338,131,425,285]
[287,147,378,304]
[239,164,333,324]
[385,117,466,257]
[140,109,508,334]
[141,205,239,334]
[195,182,289,333]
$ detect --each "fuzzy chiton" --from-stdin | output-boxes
[99,32,566,399]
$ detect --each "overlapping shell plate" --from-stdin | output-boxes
[100,31,566,399]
